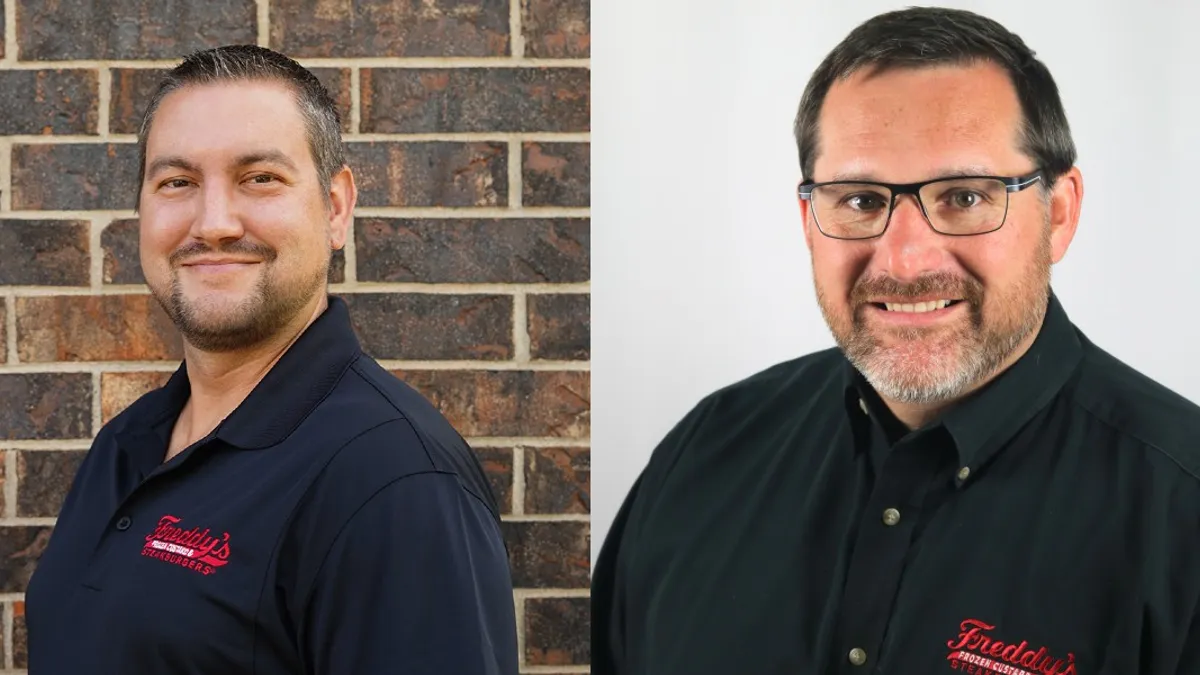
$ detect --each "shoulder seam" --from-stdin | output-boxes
[1070,392,1200,483]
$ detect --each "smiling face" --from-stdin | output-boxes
[138,80,352,353]
[802,61,1080,405]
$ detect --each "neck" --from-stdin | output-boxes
[170,294,328,455]
[881,314,1045,430]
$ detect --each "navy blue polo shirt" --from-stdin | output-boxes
[25,295,519,674]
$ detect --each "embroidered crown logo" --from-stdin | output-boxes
[946,619,1076,675]
[141,514,231,575]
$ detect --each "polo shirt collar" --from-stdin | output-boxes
[116,295,363,452]
[843,289,1083,470]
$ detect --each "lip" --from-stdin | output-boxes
[180,260,261,274]
[863,299,967,326]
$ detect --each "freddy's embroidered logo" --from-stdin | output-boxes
[946,619,1076,675]
[141,514,231,576]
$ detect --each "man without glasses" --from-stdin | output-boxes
[24,45,519,674]
[593,7,1200,675]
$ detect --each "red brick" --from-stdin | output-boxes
[17,296,183,362]
[0,374,92,440]
[101,371,172,424]
[391,370,589,438]
[525,597,590,665]
[523,142,589,206]
[0,70,98,135]
[12,144,139,211]
[475,447,514,515]
[525,447,589,514]
[0,528,53,592]
[0,220,90,286]
[522,0,590,58]
[101,218,142,284]
[355,218,589,284]
[17,0,256,60]
[110,67,352,135]
[17,451,85,518]
[11,602,23,668]
[501,521,588,587]
[361,68,589,133]
[270,0,508,57]
[347,141,507,207]
[342,293,512,361]
[528,293,589,361]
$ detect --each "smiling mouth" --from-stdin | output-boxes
[869,299,965,313]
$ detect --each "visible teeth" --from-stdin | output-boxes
[884,299,952,313]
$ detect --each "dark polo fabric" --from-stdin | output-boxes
[593,290,1200,675]
[25,295,519,674]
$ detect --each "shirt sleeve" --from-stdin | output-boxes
[298,471,519,675]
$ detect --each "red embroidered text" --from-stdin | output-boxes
[141,514,231,576]
[946,619,1076,675]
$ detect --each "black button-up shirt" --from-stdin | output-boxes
[26,296,519,674]
[593,291,1200,675]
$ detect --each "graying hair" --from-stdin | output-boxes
[794,7,1076,196]
[134,44,345,210]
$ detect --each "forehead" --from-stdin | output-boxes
[813,61,1026,181]
[145,80,311,165]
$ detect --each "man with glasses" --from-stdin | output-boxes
[593,7,1200,675]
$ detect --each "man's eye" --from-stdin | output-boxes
[161,179,192,189]
[249,174,277,184]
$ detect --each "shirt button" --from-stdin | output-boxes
[858,398,869,415]
[115,516,132,531]
[882,508,901,526]
[957,466,971,481]
[848,647,867,666]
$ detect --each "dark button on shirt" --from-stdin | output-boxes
[593,291,1200,675]
[26,296,519,675]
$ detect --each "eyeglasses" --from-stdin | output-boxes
[797,169,1043,240]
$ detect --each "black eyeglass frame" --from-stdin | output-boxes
[797,169,1044,240]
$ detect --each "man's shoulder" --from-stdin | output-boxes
[696,345,848,419]
[309,355,499,514]
[1073,335,1200,478]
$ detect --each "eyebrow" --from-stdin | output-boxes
[830,165,997,182]
[144,149,300,179]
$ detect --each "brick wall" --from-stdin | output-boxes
[0,0,590,671]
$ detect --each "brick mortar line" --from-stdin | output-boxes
[91,371,102,438]
[4,295,15,364]
[508,139,524,208]
[513,292,531,363]
[0,282,588,295]
[0,138,12,211]
[2,0,15,64]
[521,667,589,674]
[0,441,92,451]
[0,58,590,70]
[0,207,589,219]
[0,359,589,373]
[467,437,588,448]
[514,591,526,668]
[342,217,358,284]
[8,132,590,143]
[350,68,362,134]
[511,446,526,516]
[3,451,14,519]
[0,518,54,526]
[0,437,585,450]
[3,601,11,670]
[510,0,527,62]
[96,68,112,137]
[501,514,589,522]
[256,0,270,47]
[512,588,590,599]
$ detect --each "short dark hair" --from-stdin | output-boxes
[134,44,345,209]
[794,7,1076,190]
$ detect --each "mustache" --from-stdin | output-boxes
[169,240,277,267]
[851,271,983,304]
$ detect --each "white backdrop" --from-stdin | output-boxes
[590,1,1200,561]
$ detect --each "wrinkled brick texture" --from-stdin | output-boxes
[1,1,589,670]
